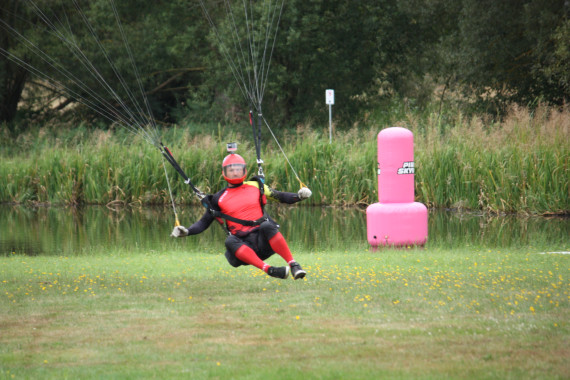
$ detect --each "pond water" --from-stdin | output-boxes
[0,204,568,256]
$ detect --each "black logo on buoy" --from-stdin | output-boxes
[397,161,414,174]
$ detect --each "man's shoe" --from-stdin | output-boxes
[267,266,290,279]
[290,262,306,280]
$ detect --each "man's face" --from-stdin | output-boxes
[225,164,246,179]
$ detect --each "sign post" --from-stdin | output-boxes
[326,89,334,143]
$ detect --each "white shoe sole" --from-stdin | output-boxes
[292,269,306,280]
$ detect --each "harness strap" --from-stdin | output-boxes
[209,210,268,227]
[212,176,268,229]
[250,110,265,179]
[253,175,266,213]
[160,144,205,199]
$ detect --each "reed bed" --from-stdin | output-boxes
[414,104,569,214]
[0,104,568,214]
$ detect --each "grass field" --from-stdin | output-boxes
[1,246,568,379]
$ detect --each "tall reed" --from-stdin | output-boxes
[413,104,568,214]
[1,104,567,214]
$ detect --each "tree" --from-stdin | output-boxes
[0,0,209,127]
[543,19,570,99]
[196,0,430,127]
[448,0,569,111]
[2,0,568,130]
[523,1,570,104]
[0,0,32,125]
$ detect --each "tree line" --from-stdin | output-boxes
[1,0,568,130]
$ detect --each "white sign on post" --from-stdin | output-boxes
[326,89,335,105]
[326,89,334,143]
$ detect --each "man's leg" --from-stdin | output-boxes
[225,234,289,279]
[234,245,266,271]
[259,220,307,279]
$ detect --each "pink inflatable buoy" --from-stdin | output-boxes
[366,127,427,247]
[366,202,427,247]
[377,127,415,203]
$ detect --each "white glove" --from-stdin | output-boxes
[298,187,312,200]
[171,226,189,238]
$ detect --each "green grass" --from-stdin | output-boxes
[1,246,568,379]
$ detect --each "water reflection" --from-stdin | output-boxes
[0,204,568,256]
[428,210,569,248]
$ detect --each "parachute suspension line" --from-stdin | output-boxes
[0,17,137,135]
[41,1,145,127]
[60,0,158,145]
[261,115,307,189]
[106,11,174,232]
[257,0,285,104]
[5,1,182,225]
[109,0,161,142]
[111,0,177,222]
[0,46,156,148]
[161,156,180,227]
[199,1,255,107]
[0,16,149,145]
[198,0,285,113]
[0,44,120,127]
[15,0,161,149]
[71,0,160,145]
[241,0,285,111]
[231,1,257,104]
[199,0,286,183]
[201,1,300,193]
[243,1,261,105]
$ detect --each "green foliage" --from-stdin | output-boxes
[537,18,570,101]
[1,0,208,124]
[2,0,568,129]
[273,1,387,126]
[448,0,569,111]
[0,103,567,214]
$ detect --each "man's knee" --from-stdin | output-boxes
[225,235,248,267]
[225,234,242,253]
[225,250,244,267]
[259,219,279,239]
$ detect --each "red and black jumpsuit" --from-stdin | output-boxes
[184,179,302,267]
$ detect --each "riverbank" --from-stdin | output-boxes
[1,104,568,214]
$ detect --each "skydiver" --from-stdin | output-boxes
[170,145,312,280]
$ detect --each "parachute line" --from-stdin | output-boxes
[198,0,285,113]
[261,115,305,188]
[199,1,306,187]
[0,1,205,222]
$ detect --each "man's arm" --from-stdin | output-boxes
[186,210,215,235]
[266,185,312,204]
[171,210,215,237]
[171,193,222,237]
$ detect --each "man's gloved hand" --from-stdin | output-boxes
[298,187,312,200]
[171,226,189,238]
